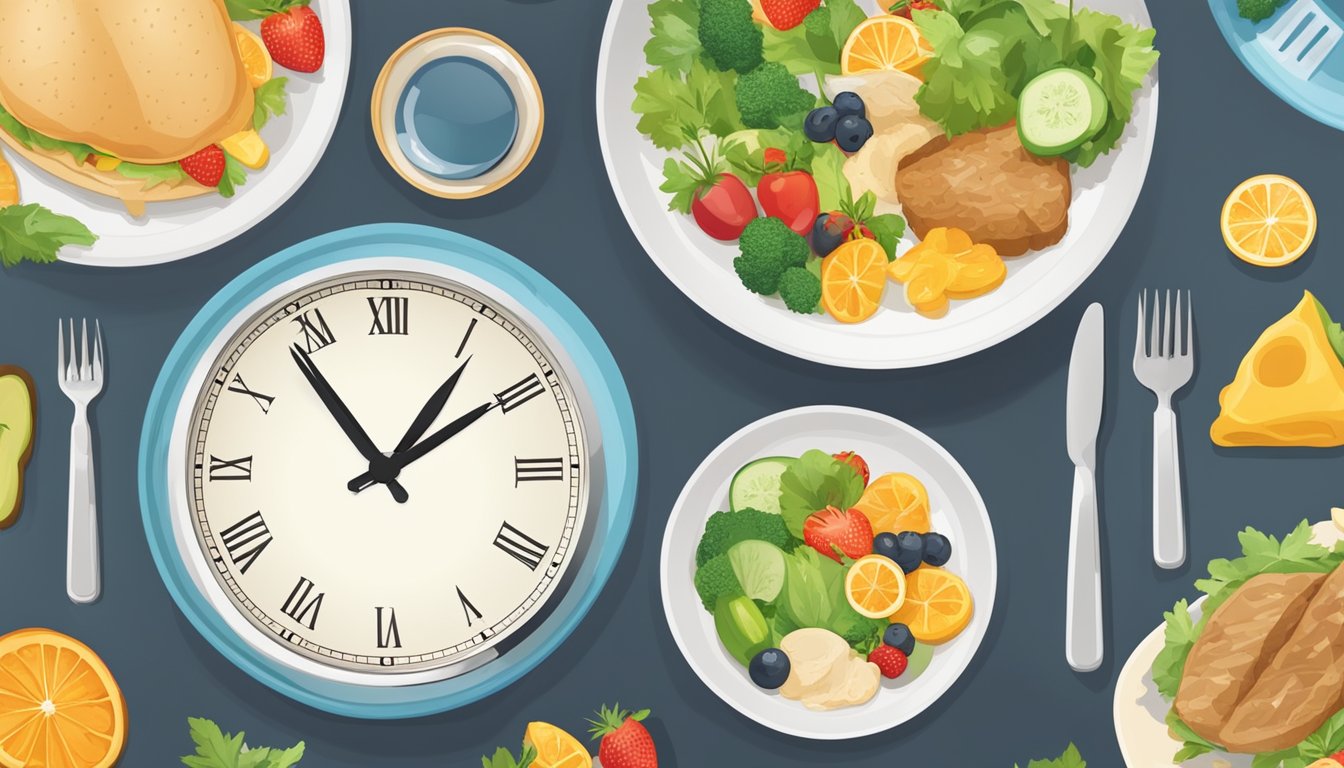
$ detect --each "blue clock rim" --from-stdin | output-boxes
[138,223,639,719]
[1208,0,1344,133]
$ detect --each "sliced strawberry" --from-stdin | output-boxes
[261,5,325,73]
[179,146,226,187]
[803,506,873,562]
[833,451,870,486]
[760,0,821,30]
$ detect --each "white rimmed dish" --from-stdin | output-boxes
[371,28,543,200]
[660,405,996,739]
[596,0,1158,368]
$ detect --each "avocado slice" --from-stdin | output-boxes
[0,367,35,529]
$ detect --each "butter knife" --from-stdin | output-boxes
[1065,303,1105,672]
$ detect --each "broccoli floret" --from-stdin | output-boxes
[802,6,831,37]
[1238,0,1287,21]
[837,613,888,649]
[696,507,796,567]
[699,0,764,73]
[735,62,816,129]
[734,218,810,295]
[694,554,743,610]
[777,266,821,313]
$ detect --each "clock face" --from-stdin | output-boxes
[185,272,589,673]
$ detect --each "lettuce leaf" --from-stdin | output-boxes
[777,449,864,539]
[1014,743,1085,768]
[646,0,703,73]
[1150,598,1195,700]
[252,77,289,131]
[633,60,744,150]
[1314,296,1344,365]
[0,204,97,267]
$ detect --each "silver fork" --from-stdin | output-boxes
[1133,291,1193,570]
[1258,0,1342,80]
[58,319,104,604]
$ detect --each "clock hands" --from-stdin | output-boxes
[347,399,498,494]
[289,345,409,503]
[392,356,471,454]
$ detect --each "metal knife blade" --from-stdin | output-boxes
[1066,303,1105,467]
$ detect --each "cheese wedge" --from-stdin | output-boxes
[1211,291,1344,447]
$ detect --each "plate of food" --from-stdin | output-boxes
[1115,515,1344,767]
[661,405,995,739]
[597,0,1158,367]
[1209,0,1344,134]
[0,0,350,268]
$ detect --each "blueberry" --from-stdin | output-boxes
[811,212,854,257]
[804,107,839,143]
[922,532,953,567]
[884,623,916,656]
[873,532,901,562]
[749,648,791,689]
[835,115,874,153]
[894,531,924,573]
[832,91,866,120]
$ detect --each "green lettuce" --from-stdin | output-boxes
[777,449,864,539]
[1014,743,1085,768]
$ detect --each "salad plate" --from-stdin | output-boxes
[1209,0,1344,133]
[0,0,351,268]
[597,0,1158,368]
[1114,519,1344,767]
[661,405,996,739]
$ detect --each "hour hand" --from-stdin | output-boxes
[290,346,409,503]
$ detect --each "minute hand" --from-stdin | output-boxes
[346,400,498,493]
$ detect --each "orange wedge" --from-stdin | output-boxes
[841,16,932,77]
[234,24,273,88]
[821,238,888,323]
[525,721,591,768]
[0,628,127,768]
[1221,174,1316,267]
[845,555,908,619]
[0,152,17,208]
[888,568,973,644]
[854,473,931,535]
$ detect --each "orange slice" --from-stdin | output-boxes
[841,16,932,77]
[845,555,908,619]
[234,24,273,88]
[0,628,127,768]
[0,152,17,208]
[525,721,591,768]
[888,568,973,644]
[854,473,931,535]
[821,238,888,323]
[1221,174,1316,267]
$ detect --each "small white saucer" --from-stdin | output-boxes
[371,28,543,199]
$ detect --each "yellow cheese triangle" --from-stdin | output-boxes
[1211,291,1344,447]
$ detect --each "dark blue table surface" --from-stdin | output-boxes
[1,1,1338,764]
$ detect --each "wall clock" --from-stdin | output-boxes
[140,224,637,718]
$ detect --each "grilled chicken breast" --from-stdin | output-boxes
[1175,572,1326,743]
[896,124,1071,256]
[1220,564,1344,752]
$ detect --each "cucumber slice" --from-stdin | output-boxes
[729,456,792,514]
[727,539,786,602]
[1017,68,1107,157]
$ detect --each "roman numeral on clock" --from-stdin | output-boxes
[375,607,402,649]
[292,308,336,353]
[493,521,548,570]
[494,374,545,414]
[226,373,274,414]
[209,455,252,482]
[280,576,325,630]
[515,457,564,485]
[367,297,409,336]
[218,511,272,574]
[457,587,482,627]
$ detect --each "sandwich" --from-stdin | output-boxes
[0,0,296,218]
[1154,520,1344,765]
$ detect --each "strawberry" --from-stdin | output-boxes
[803,506,874,562]
[261,5,325,73]
[868,645,909,678]
[833,451,870,486]
[588,705,657,768]
[179,145,226,187]
[889,0,939,17]
[760,0,821,30]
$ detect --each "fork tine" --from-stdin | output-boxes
[79,318,90,381]
[67,318,77,381]
[1185,291,1194,358]
[1134,293,1146,363]
[57,319,65,381]
[92,320,103,381]
[1163,290,1174,358]
[1173,290,1183,357]
[1149,290,1161,357]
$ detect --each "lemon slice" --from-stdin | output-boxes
[845,554,908,619]
[1221,174,1316,267]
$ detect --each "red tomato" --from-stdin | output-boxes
[758,170,819,237]
[691,174,758,241]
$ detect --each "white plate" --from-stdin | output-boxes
[1114,521,1344,767]
[2,0,351,268]
[596,0,1158,368]
[660,405,996,740]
